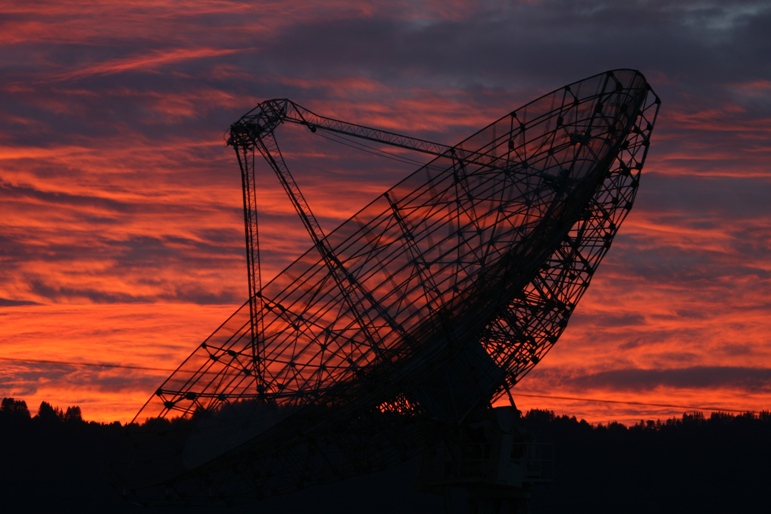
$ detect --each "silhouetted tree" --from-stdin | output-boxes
[64,406,83,423]
[0,398,30,422]
[36,401,63,423]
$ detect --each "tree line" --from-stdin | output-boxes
[1,397,769,513]
[1,397,86,424]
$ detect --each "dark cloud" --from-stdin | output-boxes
[27,279,150,304]
[565,366,771,393]
[638,174,771,218]
[235,0,771,101]
[157,284,241,305]
[0,181,131,213]
[0,298,40,307]
[0,361,163,397]
[565,311,647,329]
[0,363,79,396]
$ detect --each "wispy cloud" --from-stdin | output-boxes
[53,48,244,82]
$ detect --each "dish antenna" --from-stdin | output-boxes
[119,69,659,509]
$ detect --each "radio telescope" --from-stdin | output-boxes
[121,69,659,506]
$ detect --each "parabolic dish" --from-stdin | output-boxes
[120,69,660,504]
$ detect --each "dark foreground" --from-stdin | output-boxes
[1,399,769,513]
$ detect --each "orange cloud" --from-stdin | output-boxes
[0,303,237,422]
[54,48,243,82]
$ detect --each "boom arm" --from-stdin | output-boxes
[228,99,469,389]
[284,100,453,157]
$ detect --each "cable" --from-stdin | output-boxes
[513,392,760,415]
[0,356,172,373]
[315,130,445,170]
[2,355,762,415]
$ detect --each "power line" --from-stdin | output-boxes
[0,356,172,372]
[1,355,762,414]
[513,392,760,415]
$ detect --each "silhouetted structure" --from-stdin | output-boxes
[120,70,660,508]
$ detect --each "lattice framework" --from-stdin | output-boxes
[123,69,660,503]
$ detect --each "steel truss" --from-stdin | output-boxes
[121,69,660,504]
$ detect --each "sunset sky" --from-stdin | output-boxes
[2,0,770,425]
